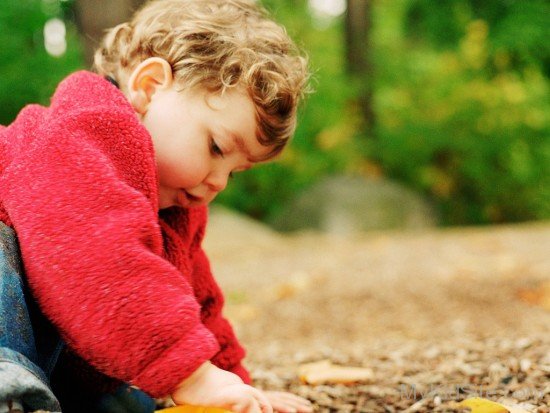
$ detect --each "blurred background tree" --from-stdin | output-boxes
[1,0,548,226]
[73,0,145,64]
[0,0,82,125]
[370,0,549,224]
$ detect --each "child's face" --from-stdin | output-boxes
[140,86,271,209]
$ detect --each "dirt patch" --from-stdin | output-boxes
[204,212,550,412]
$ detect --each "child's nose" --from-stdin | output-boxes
[205,171,229,193]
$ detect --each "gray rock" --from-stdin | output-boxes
[270,175,438,234]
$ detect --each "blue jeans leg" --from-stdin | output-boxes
[1,223,156,413]
[0,223,62,411]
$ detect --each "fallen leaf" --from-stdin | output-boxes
[458,398,509,413]
[516,280,550,311]
[457,397,531,413]
[298,359,374,385]
[272,271,313,301]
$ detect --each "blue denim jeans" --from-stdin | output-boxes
[0,223,155,412]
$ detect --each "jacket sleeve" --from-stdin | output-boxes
[0,109,220,398]
[189,213,251,384]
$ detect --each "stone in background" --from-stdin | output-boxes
[270,175,438,235]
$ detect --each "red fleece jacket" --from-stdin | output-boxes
[0,71,249,397]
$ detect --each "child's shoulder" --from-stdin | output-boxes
[51,71,131,116]
[2,70,153,180]
[44,71,149,149]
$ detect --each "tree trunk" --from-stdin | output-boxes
[73,0,146,67]
[345,0,375,135]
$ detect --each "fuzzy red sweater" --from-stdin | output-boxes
[0,71,249,397]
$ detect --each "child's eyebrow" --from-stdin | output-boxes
[224,128,266,163]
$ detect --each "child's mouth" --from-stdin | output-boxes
[186,192,202,202]
[179,190,203,206]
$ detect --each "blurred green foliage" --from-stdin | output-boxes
[1,0,548,225]
[0,0,83,126]
[220,0,550,225]
[371,0,550,224]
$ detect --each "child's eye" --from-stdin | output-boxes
[210,138,224,157]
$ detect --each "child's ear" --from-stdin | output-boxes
[127,57,173,115]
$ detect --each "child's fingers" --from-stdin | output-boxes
[233,387,273,413]
[252,388,273,413]
[232,398,261,413]
[264,391,313,413]
[272,401,313,413]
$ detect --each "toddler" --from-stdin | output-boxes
[0,0,310,412]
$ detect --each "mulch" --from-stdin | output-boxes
[206,218,550,412]
[249,334,549,412]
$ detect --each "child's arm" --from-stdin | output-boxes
[190,231,251,383]
[158,206,249,383]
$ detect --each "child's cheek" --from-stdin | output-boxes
[179,158,209,188]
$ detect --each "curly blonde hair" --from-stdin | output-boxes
[94,0,309,157]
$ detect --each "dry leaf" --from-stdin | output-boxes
[273,271,313,301]
[298,359,374,385]
[517,281,550,311]
[156,406,231,413]
[457,397,530,413]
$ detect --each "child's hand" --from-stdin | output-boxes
[263,391,313,413]
[171,361,273,413]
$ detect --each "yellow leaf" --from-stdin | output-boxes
[156,406,231,413]
[458,398,509,413]
[298,359,374,385]
[457,397,530,413]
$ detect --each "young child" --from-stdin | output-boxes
[0,0,311,412]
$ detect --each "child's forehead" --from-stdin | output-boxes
[224,127,276,163]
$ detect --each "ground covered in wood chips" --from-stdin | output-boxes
[203,209,550,413]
